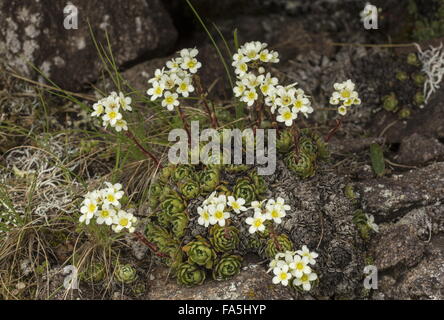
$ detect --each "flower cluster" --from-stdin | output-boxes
[245,197,290,234]
[365,213,379,233]
[268,246,319,291]
[232,41,313,126]
[79,182,137,233]
[91,92,132,132]
[197,191,248,228]
[146,48,201,111]
[329,80,361,116]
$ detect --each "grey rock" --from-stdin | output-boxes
[0,0,177,91]
[396,133,444,165]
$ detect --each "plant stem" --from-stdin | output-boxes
[177,105,191,143]
[324,118,342,142]
[194,75,219,129]
[134,231,169,258]
[125,130,162,168]
[292,123,300,160]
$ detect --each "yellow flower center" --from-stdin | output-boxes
[165,96,175,104]
[259,52,268,61]
[215,211,224,219]
[280,273,288,280]
[283,111,293,120]
[232,202,240,209]
[101,210,110,218]
[271,209,279,218]
[240,63,247,72]
[180,83,188,91]
[203,212,209,220]
[107,194,115,202]
[155,87,163,95]
[282,96,291,105]
[254,219,263,228]
[341,90,351,98]
[187,60,196,68]
[301,274,309,282]
[296,262,304,270]
[88,203,97,212]
[108,111,117,119]
[247,50,257,59]
[119,218,129,227]
[248,92,256,100]
[294,100,303,109]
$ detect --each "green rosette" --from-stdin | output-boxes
[179,179,200,200]
[161,196,186,215]
[173,165,195,182]
[284,151,315,179]
[162,242,184,271]
[145,221,176,250]
[159,165,175,183]
[209,225,240,253]
[148,181,164,209]
[248,171,267,195]
[212,254,243,281]
[171,212,189,239]
[157,210,172,228]
[115,264,137,284]
[80,262,105,283]
[233,177,256,204]
[183,238,216,269]
[276,129,294,154]
[199,168,221,193]
[265,234,294,259]
[176,262,206,287]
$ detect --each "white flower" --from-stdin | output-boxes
[276,106,297,126]
[166,58,182,72]
[203,191,218,206]
[227,196,247,214]
[289,255,312,278]
[242,41,262,62]
[242,73,263,89]
[114,119,128,132]
[147,81,165,101]
[161,91,180,111]
[293,272,317,291]
[102,107,122,127]
[234,61,248,76]
[259,49,273,63]
[264,204,286,224]
[197,206,211,227]
[338,106,347,116]
[296,245,319,265]
[103,188,124,207]
[245,211,266,234]
[80,198,98,225]
[276,87,295,108]
[241,89,258,107]
[148,68,165,84]
[180,48,199,59]
[272,264,292,286]
[103,95,120,110]
[233,81,246,97]
[176,78,195,97]
[112,210,137,233]
[181,56,202,74]
[118,92,132,111]
[91,100,105,117]
[209,203,230,227]
[250,200,265,214]
[96,205,116,225]
[365,214,379,233]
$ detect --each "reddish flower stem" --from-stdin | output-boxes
[133,231,169,258]
[125,130,162,168]
[324,118,342,142]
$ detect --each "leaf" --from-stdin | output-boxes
[370,143,385,177]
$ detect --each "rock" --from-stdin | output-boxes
[146,263,295,300]
[370,224,425,271]
[357,162,444,219]
[396,133,444,165]
[0,0,177,91]
[378,235,444,299]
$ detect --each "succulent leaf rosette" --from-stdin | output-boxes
[265,234,294,259]
[179,180,200,200]
[115,264,137,284]
[161,196,186,215]
[176,262,206,287]
[198,168,221,193]
[170,211,189,239]
[173,165,195,182]
[80,262,106,283]
[276,129,294,154]
[209,225,240,253]
[212,254,243,281]
[183,237,217,269]
[284,151,315,179]
[233,178,256,204]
